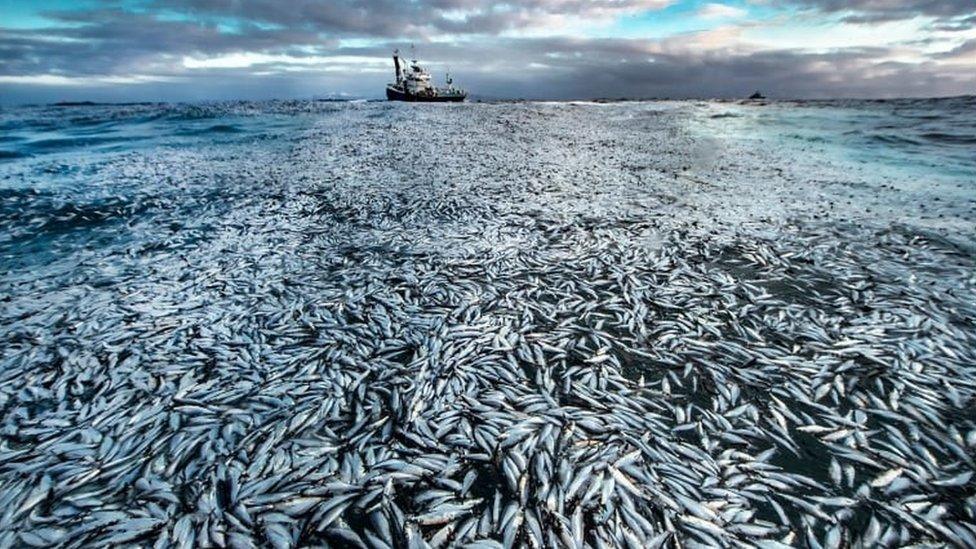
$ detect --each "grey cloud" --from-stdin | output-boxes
[1,3,973,104]
[935,39,976,59]
[153,0,668,38]
[430,39,975,99]
[3,32,973,104]
[151,0,976,34]
[788,0,976,27]
[1,9,327,77]
[929,13,976,31]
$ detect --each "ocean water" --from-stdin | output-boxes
[699,97,976,179]
[0,99,974,547]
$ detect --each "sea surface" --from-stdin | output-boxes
[0,98,974,547]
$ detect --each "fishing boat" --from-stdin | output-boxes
[386,50,466,102]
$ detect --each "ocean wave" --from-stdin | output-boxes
[175,123,245,136]
[867,133,923,146]
[25,135,148,152]
[0,150,29,160]
[920,131,976,145]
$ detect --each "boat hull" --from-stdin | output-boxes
[386,86,466,102]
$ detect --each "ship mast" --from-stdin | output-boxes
[393,49,402,85]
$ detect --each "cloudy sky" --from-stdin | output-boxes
[0,0,974,104]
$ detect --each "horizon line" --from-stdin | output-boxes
[5,93,974,109]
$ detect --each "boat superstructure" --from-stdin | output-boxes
[386,50,466,102]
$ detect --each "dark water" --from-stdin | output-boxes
[0,101,327,162]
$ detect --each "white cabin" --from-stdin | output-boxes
[404,62,433,95]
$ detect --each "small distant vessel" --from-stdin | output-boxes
[386,50,466,102]
[748,91,767,100]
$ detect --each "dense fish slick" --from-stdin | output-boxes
[0,98,975,548]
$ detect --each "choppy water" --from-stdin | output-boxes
[0,98,974,547]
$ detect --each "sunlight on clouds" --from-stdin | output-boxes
[654,25,750,54]
[183,53,389,69]
[698,4,748,20]
[745,16,933,52]
[497,0,674,38]
[0,74,170,86]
